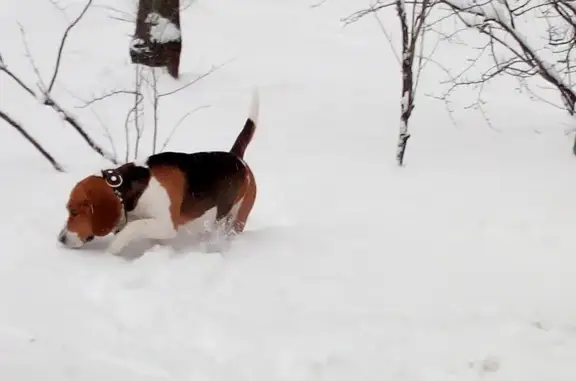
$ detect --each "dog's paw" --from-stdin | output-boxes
[106,240,125,256]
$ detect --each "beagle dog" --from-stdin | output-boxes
[58,91,259,255]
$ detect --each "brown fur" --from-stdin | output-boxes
[149,166,187,228]
[66,176,123,240]
[152,164,255,232]
[233,166,257,233]
[179,197,216,225]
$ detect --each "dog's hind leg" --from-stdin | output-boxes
[232,166,257,234]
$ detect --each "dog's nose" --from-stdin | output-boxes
[58,231,67,244]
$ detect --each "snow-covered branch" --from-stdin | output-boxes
[345,0,576,155]
[435,0,576,152]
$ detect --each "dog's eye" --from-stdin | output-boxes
[69,209,78,217]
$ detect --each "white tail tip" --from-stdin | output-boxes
[248,87,260,124]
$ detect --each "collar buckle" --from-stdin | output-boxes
[101,168,128,234]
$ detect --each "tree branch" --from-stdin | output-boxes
[160,105,211,151]
[157,62,229,98]
[47,0,94,92]
[0,6,119,165]
[0,109,64,172]
[75,89,143,109]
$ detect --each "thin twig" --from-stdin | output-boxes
[310,0,331,8]
[89,108,119,160]
[372,11,402,66]
[76,90,143,109]
[157,62,229,98]
[17,22,47,91]
[160,105,211,151]
[48,0,94,92]
[133,64,144,160]
[151,68,159,154]
[123,102,135,163]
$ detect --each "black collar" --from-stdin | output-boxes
[101,169,128,234]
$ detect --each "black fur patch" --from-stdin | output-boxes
[147,151,247,220]
[102,163,151,212]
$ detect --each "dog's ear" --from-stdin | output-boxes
[101,169,123,188]
[89,181,122,237]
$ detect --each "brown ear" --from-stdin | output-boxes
[89,182,122,237]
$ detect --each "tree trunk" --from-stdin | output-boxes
[396,0,413,166]
[130,0,182,79]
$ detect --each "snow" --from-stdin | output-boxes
[401,91,410,111]
[129,37,149,54]
[146,12,181,43]
[35,91,48,104]
[1,0,576,380]
[445,0,511,23]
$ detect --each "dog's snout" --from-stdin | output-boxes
[57,229,84,249]
[58,231,67,244]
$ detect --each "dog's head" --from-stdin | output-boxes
[58,174,123,248]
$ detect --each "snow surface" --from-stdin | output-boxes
[146,12,181,43]
[1,0,576,380]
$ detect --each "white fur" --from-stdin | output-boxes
[248,87,260,125]
[59,228,84,248]
[229,197,243,224]
[107,175,176,255]
[203,198,244,253]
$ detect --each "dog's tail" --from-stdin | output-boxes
[230,88,259,159]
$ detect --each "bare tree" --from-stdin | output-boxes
[431,0,576,153]
[345,0,433,166]
[0,0,118,166]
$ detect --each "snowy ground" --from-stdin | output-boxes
[1,0,576,379]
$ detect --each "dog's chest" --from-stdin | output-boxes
[126,176,173,221]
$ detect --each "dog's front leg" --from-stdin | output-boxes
[107,218,177,255]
